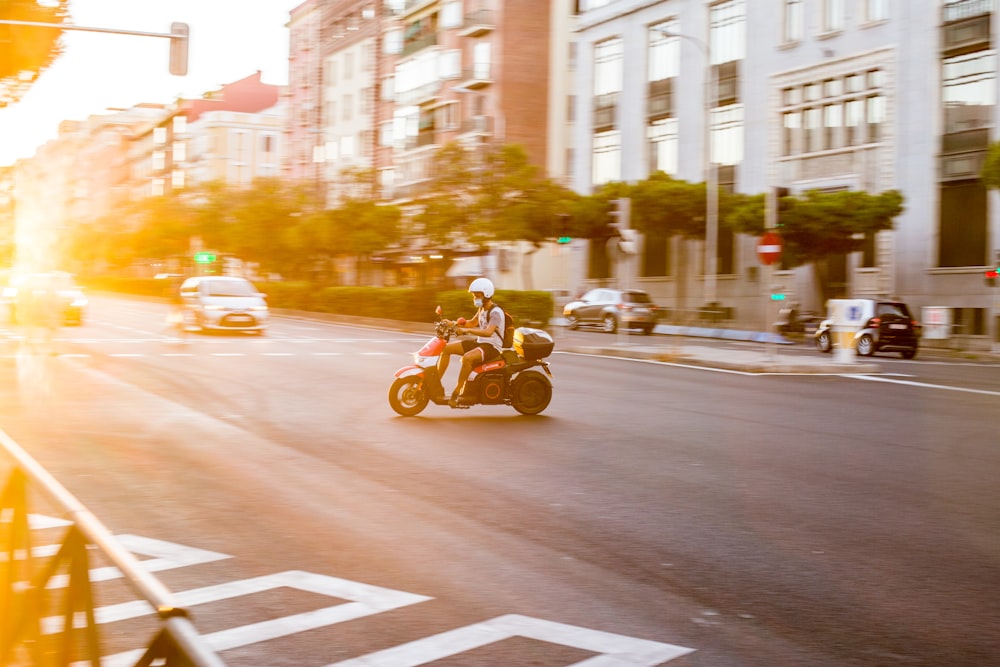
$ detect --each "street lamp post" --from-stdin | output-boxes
[660,28,718,308]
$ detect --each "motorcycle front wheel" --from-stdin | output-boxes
[389,376,429,416]
[510,370,552,415]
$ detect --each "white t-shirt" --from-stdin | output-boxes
[476,305,504,352]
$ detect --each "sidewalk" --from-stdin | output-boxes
[560,340,880,374]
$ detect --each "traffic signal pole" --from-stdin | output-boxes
[0,19,189,75]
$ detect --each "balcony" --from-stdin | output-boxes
[943,0,993,23]
[402,32,438,57]
[458,10,495,37]
[459,115,494,136]
[396,80,442,107]
[455,65,492,89]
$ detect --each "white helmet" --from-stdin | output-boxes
[467,277,495,299]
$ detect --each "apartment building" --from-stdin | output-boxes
[572,0,999,348]
[143,71,283,197]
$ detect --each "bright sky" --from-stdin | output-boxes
[0,0,302,167]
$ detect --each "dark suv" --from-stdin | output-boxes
[563,288,660,334]
[815,299,921,359]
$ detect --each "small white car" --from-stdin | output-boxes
[179,276,268,334]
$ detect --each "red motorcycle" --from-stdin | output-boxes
[389,307,554,416]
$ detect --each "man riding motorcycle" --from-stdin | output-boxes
[437,277,504,407]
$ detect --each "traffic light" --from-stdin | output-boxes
[556,213,572,244]
[770,285,786,301]
[608,197,631,229]
[774,186,790,227]
[169,22,189,76]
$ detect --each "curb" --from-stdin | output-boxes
[564,345,881,375]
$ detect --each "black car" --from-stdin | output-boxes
[815,299,920,359]
[563,288,660,334]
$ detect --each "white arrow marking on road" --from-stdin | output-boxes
[757,244,781,253]
[326,614,694,666]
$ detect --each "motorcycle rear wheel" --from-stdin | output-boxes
[510,370,552,415]
[389,376,429,416]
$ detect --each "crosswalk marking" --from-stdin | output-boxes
[29,513,696,666]
[98,571,433,667]
[42,534,231,592]
[327,614,694,667]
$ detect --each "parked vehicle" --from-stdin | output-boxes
[814,299,921,358]
[389,307,554,417]
[775,305,823,336]
[179,276,268,334]
[563,288,660,334]
[3,271,87,325]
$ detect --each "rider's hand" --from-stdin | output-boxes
[456,328,466,336]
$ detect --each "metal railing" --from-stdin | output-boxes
[0,427,225,667]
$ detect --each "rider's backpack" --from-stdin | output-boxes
[489,303,515,349]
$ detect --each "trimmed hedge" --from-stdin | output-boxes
[80,277,554,329]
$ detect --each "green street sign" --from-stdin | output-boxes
[194,252,216,264]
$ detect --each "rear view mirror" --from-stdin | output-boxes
[435,305,442,316]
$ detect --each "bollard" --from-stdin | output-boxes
[833,326,855,364]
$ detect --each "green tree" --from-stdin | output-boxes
[727,188,904,302]
[981,141,1000,190]
[326,198,402,284]
[0,0,69,108]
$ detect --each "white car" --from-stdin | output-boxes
[179,276,268,334]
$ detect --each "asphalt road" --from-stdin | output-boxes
[1,294,998,666]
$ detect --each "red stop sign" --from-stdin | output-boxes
[757,231,782,266]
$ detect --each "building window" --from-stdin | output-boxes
[648,117,678,175]
[844,98,863,145]
[864,0,888,23]
[262,135,274,154]
[152,150,165,171]
[711,105,743,165]
[172,115,186,133]
[385,29,402,54]
[648,20,680,82]
[441,1,461,29]
[594,38,623,97]
[804,106,821,153]
[173,141,186,163]
[710,0,745,67]
[473,41,491,79]
[942,51,996,134]
[783,0,803,42]
[781,69,885,155]
[939,180,988,267]
[343,94,353,121]
[592,129,620,185]
[782,110,800,155]
[866,94,885,142]
[153,127,167,144]
[823,103,842,149]
[822,0,844,33]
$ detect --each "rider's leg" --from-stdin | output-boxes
[437,340,465,395]
[453,346,484,401]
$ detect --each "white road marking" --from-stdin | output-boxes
[108,353,144,358]
[261,352,295,356]
[210,353,245,357]
[843,374,1000,397]
[25,516,696,665]
[96,571,433,667]
[42,535,230,592]
[327,614,694,666]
